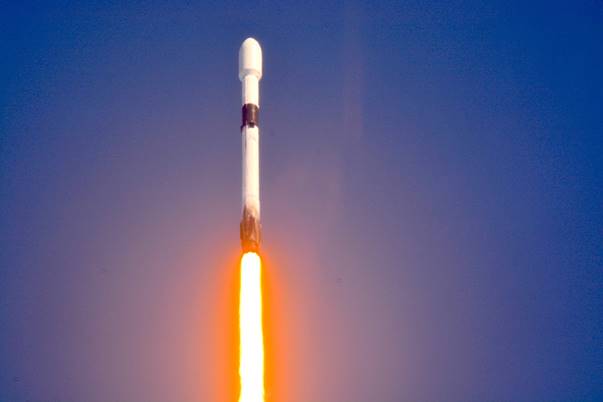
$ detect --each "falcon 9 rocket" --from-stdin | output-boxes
[239,38,263,252]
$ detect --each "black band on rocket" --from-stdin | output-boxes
[241,104,259,128]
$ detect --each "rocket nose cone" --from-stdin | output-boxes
[239,37,262,80]
[241,37,260,51]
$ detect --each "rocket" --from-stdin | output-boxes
[239,38,263,252]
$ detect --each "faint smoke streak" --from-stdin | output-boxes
[342,2,365,140]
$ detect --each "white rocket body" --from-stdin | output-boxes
[242,125,260,220]
[239,38,262,252]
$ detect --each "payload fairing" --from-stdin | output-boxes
[239,38,263,252]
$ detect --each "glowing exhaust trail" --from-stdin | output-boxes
[238,252,264,402]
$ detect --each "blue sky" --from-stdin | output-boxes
[1,1,602,401]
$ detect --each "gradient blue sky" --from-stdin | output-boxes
[1,1,602,401]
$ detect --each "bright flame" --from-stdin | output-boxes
[239,252,264,402]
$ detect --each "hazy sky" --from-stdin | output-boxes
[1,1,602,401]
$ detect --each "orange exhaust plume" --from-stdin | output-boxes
[238,252,264,402]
